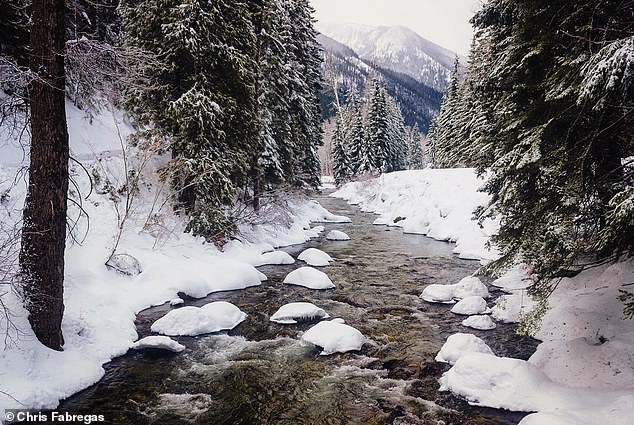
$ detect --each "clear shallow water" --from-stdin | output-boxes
[58,195,538,424]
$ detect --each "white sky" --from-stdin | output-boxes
[309,0,482,56]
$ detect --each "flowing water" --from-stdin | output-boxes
[58,195,538,424]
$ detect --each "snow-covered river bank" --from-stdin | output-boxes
[56,195,536,424]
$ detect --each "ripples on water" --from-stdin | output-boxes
[58,195,538,424]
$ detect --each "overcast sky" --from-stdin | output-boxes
[309,0,482,56]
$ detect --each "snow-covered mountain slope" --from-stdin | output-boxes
[317,23,456,91]
[318,33,442,133]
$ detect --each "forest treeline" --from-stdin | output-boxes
[331,80,425,185]
[427,0,634,308]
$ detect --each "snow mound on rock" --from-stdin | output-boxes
[435,333,494,365]
[169,298,184,307]
[257,250,295,266]
[326,230,350,241]
[451,296,490,315]
[420,284,456,304]
[462,315,496,330]
[297,248,333,267]
[311,225,325,233]
[421,276,489,304]
[283,267,335,289]
[301,320,367,355]
[269,302,330,324]
[453,276,490,299]
[131,336,185,352]
[151,301,247,336]
[105,253,142,276]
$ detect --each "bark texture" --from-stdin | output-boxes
[20,0,69,351]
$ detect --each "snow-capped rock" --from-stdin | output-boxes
[451,296,490,315]
[169,298,184,307]
[301,320,367,355]
[269,302,330,324]
[297,248,333,267]
[283,267,335,289]
[105,253,142,276]
[326,230,350,241]
[462,315,497,331]
[151,301,247,336]
[257,250,295,266]
[435,333,494,365]
[131,336,185,353]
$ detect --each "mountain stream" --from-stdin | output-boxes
[58,195,538,424]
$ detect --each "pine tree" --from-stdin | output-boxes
[365,79,391,172]
[459,0,634,290]
[20,0,69,351]
[405,126,425,169]
[385,95,407,172]
[331,111,352,185]
[120,0,257,238]
[348,102,365,174]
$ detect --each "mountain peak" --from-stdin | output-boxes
[315,22,457,91]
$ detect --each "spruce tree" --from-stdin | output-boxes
[331,111,352,185]
[285,0,323,187]
[427,56,462,168]
[385,95,407,172]
[405,126,425,169]
[250,0,292,208]
[120,0,257,239]
[348,103,365,175]
[456,0,634,293]
[365,79,391,172]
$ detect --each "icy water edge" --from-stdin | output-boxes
[57,195,538,424]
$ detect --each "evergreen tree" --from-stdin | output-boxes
[249,0,323,205]
[331,110,352,185]
[120,0,257,238]
[433,0,634,299]
[285,0,323,187]
[405,126,425,169]
[427,56,462,168]
[348,102,365,174]
[20,0,69,351]
[250,0,292,208]
[385,95,407,172]
[365,79,391,172]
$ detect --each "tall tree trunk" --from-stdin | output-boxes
[20,0,69,351]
